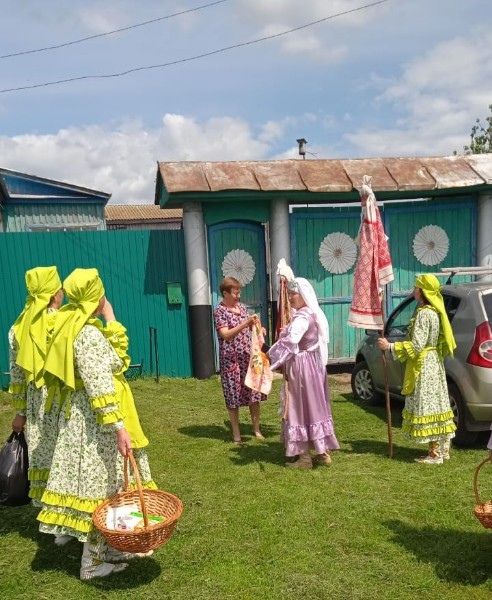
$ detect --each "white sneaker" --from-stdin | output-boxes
[105,547,154,562]
[415,455,443,465]
[80,561,128,581]
[54,534,73,547]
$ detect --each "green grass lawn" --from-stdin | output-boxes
[0,375,491,600]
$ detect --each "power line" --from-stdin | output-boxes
[0,0,232,60]
[0,0,391,94]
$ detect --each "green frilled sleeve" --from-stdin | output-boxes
[74,324,124,427]
[8,327,27,412]
[102,320,131,373]
[393,308,435,396]
[102,320,149,448]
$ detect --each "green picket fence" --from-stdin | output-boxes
[0,229,192,386]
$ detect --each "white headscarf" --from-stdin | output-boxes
[289,277,329,366]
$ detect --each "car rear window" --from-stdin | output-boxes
[482,292,492,324]
[442,294,461,322]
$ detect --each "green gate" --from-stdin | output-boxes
[290,197,477,362]
[384,197,477,311]
[290,207,364,361]
[208,221,268,366]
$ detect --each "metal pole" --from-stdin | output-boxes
[153,327,160,383]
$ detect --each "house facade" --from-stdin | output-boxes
[0,168,110,232]
[155,154,492,378]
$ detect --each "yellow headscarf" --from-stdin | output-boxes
[44,268,104,390]
[12,266,62,388]
[415,274,456,358]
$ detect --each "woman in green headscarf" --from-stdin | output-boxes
[378,274,457,464]
[9,266,63,504]
[37,268,136,581]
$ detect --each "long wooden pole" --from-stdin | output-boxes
[380,287,393,458]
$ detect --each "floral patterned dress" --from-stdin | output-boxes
[8,309,60,505]
[214,302,264,409]
[37,324,137,542]
[393,306,456,444]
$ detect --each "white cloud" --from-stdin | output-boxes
[345,30,492,156]
[238,0,379,28]
[258,23,347,64]
[238,0,385,64]
[0,114,280,203]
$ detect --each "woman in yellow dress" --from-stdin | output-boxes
[9,266,63,506]
[38,268,151,580]
[378,274,456,464]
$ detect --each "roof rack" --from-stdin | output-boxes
[423,266,492,284]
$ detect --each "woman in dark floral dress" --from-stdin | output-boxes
[214,277,266,444]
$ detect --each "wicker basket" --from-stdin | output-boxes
[92,453,183,553]
[473,457,492,529]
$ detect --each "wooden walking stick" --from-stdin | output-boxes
[380,287,393,458]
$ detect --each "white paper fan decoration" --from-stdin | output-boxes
[319,232,357,274]
[413,225,449,266]
[221,249,256,286]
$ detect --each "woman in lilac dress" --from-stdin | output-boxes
[269,277,339,468]
[214,277,266,444]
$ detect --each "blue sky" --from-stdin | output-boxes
[0,0,491,203]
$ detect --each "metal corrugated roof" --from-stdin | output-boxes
[105,204,182,222]
[157,154,492,196]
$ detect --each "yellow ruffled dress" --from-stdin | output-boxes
[394,305,456,444]
[9,309,61,504]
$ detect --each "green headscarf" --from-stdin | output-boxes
[44,268,105,390]
[415,274,456,358]
[12,266,62,388]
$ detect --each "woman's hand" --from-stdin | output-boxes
[12,414,26,433]
[246,314,258,328]
[100,298,116,323]
[116,427,132,457]
[377,337,390,351]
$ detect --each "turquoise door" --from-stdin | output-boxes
[384,197,477,312]
[208,221,268,367]
[290,208,364,361]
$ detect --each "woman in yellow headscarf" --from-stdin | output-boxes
[9,266,63,504]
[378,274,456,464]
[37,268,141,581]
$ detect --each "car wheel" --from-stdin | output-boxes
[351,361,381,405]
[447,381,477,447]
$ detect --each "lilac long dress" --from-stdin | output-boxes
[269,307,339,457]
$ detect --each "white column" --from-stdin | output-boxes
[182,201,214,378]
[477,192,492,281]
[269,199,291,299]
[182,202,210,306]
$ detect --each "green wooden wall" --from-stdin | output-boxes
[4,203,106,232]
[291,207,364,360]
[384,197,477,311]
[291,196,477,361]
[0,229,191,384]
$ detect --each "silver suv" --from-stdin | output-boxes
[351,282,492,446]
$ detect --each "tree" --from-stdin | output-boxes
[463,104,492,154]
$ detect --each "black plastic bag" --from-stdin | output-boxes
[0,432,30,506]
